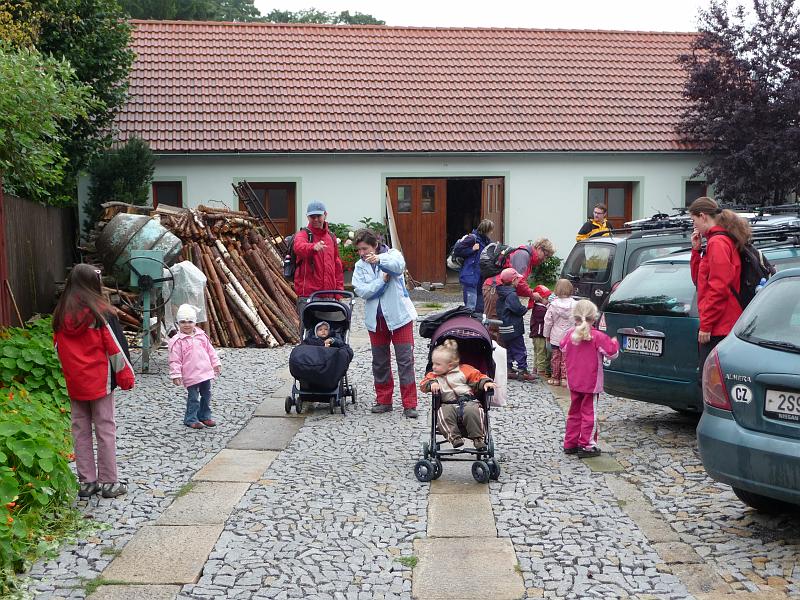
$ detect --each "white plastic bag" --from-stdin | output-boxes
[490,341,507,407]
[163,261,208,324]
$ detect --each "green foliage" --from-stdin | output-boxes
[0,0,39,47]
[32,0,134,201]
[394,555,418,568]
[327,222,358,271]
[0,43,92,204]
[0,318,77,592]
[265,7,384,24]
[122,0,261,20]
[84,136,155,231]
[529,255,562,289]
[357,217,389,241]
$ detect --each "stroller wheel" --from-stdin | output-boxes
[414,459,435,482]
[422,442,430,459]
[329,397,335,414]
[351,385,357,404]
[487,458,500,481]
[432,459,443,480]
[340,395,346,415]
[284,395,293,414]
[295,397,303,414]
[471,461,490,484]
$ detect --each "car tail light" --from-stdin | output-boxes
[598,312,607,331]
[702,349,731,411]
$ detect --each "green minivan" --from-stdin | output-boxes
[601,245,800,412]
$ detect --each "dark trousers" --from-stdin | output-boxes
[698,336,726,372]
[506,336,528,371]
[185,379,213,425]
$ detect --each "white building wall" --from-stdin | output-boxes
[81,152,702,262]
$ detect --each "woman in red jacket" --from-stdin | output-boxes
[688,197,751,368]
[53,264,135,499]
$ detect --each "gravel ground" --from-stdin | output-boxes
[23,297,800,599]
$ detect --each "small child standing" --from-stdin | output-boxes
[168,304,221,429]
[528,284,551,379]
[419,340,495,449]
[53,263,135,499]
[560,299,619,458]
[543,278,577,386]
[496,268,534,381]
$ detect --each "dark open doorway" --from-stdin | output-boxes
[445,178,484,282]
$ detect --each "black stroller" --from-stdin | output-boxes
[414,307,501,484]
[285,290,357,415]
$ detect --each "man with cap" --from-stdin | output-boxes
[293,201,344,311]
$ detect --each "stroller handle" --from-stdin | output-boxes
[308,290,355,302]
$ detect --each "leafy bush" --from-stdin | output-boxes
[0,318,76,592]
[529,255,562,289]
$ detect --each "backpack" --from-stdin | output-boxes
[479,243,529,281]
[707,232,776,309]
[446,234,471,271]
[282,227,337,280]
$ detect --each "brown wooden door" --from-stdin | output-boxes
[481,178,505,242]
[587,182,632,230]
[238,182,296,237]
[388,178,447,283]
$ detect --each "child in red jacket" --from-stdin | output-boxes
[53,264,135,499]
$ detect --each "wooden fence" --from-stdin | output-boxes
[0,189,76,327]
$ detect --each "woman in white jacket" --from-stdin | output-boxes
[352,229,418,418]
[543,278,577,386]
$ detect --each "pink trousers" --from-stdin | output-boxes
[70,393,118,483]
[563,390,599,450]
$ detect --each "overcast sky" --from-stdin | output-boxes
[253,0,711,31]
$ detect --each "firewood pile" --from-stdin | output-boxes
[157,205,300,347]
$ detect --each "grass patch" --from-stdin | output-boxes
[395,555,418,569]
[175,482,196,498]
[422,302,443,309]
[83,577,129,596]
[617,499,628,508]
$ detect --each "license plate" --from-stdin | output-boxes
[764,389,800,422]
[621,335,663,356]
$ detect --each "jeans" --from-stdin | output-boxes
[462,285,478,311]
[185,379,213,425]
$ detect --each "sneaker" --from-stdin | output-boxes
[563,447,580,455]
[451,437,465,448]
[100,482,128,498]
[577,446,602,458]
[371,404,393,413]
[403,408,418,419]
[78,481,100,498]
[186,422,204,429]
[200,419,217,427]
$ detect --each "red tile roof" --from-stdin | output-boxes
[119,21,698,153]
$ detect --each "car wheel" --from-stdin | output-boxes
[732,487,797,514]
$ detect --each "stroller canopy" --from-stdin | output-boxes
[426,315,495,378]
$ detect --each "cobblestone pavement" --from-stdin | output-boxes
[25,299,800,599]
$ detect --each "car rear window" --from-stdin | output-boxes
[734,277,800,351]
[627,244,691,272]
[562,243,615,283]
[605,262,696,316]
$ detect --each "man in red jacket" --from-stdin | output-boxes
[293,201,344,312]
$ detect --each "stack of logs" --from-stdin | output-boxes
[157,206,300,347]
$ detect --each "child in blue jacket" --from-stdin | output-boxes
[496,268,534,381]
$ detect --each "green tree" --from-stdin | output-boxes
[120,0,229,20]
[31,0,134,202]
[216,0,261,21]
[678,0,800,205]
[0,44,92,203]
[265,7,384,24]
[0,0,39,46]
[84,137,156,230]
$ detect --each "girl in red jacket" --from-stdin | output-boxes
[688,197,751,368]
[53,264,135,499]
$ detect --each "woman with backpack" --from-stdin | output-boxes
[451,219,494,313]
[688,197,751,367]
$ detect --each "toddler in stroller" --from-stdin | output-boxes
[414,310,501,484]
[286,291,357,415]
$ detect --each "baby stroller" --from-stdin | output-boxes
[414,308,501,484]
[285,290,357,415]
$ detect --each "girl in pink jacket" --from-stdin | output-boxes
[560,299,619,458]
[168,304,221,429]
[543,279,577,386]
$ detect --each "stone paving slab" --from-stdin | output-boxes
[413,537,524,600]
[87,584,180,600]
[581,454,624,472]
[430,460,487,495]
[253,397,304,417]
[652,541,703,564]
[671,563,733,596]
[103,525,224,584]
[226,417,303,450]
[427,494,496,538]
[605,475,682,543]
[156,482,251,525]
[193,449,278,482]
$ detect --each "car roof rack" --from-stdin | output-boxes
[751,224,800,246]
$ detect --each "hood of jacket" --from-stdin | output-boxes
[549,297,575,319]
